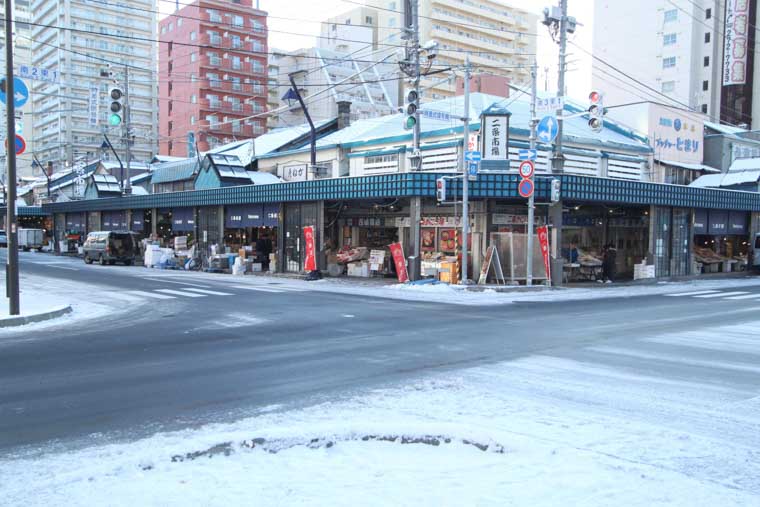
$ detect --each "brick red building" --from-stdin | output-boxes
[159,0,268,156]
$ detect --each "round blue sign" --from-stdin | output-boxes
[518,178,534,198]
[673,118,682,131]
[0,77,29,108]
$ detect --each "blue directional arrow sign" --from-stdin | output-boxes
[0,77,29,108]
[537,115,559,144]
[518,149,537,161]
[464,150,481,162]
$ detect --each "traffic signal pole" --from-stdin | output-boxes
[526,62,538,287]
[4,0,20,315]
[411,0,421,164]
[124,65,132,193]
[460,56,471,284]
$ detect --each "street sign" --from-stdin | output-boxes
[537,96,564,115]
[17,65,59,83]
[14,135,25,155]
[467,133,478,152]
[518,160,535,179]
[518,178,534,198]
[0,77,29,108]
[468,161,478,181]
[464,150,481,162]
[537,115,559,144]
[518,149,537,161]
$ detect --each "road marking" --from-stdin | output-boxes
[665,290,720,297]
[693,291,750,298]
[231,285,285,293]
[127,290,176,300]
[105,292,145,302]
[155,288,206,298]
[723,293,760,300]
[48,265,80,271]
[141,277,212,288]
[183,288,233,296]
[589,345,760,374]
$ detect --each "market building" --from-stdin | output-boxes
[3,94,760,284]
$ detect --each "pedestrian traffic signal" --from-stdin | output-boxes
[436,177,447,202]
[587,90,605,133]
[109,86,124,126]
[404,89,419,130]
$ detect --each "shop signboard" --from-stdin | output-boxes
[226,204,264,228]
[493,214,545,226]
[281,164,308,182]
[263,203,279,227]
[708,210,729,235]
[729,211,748,235]
[537,225,551,279]
[478,246,495,285]
[723,0,750,86]
[693,209,708,235]
[482,115,509,160]
[172,208,195,232]
[389,242,409,283]
[303,225,317,271]
[419,216,472,228]
[369,249,385,271]
[649,103,704,165]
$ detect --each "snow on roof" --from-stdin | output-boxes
[689,174,723,188]
[729,157,760,171]
[151,155,187,164]
[704,121,748,135]
[259,93,651,159]
[722,169,760,186]
[150,158,198,184]
[247,171,282,185]
[656,159,720,173]
[129,186,150,196]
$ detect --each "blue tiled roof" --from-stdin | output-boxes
[150,158,199,184]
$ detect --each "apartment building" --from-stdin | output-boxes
[31,0,159,171]
[594,0,759,129]
[159,0,268,156]
[367,0,537,100]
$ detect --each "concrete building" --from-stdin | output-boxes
[366,0,537,101]
[593,0,760,129]
[31,0,159,170]
[158,0,268,156]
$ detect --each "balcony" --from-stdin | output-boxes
[199,78,266,97]
[200,33,223,47]
[198,98,255,115]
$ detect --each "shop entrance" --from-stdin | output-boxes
[693,209,749,273]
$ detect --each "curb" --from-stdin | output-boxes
[0,305,73,328]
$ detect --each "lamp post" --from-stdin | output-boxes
[285,71,316,170]
[101,135,125,192]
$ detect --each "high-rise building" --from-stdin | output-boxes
[268,17,397,128]
[31,0,159,171]
[367,0,537,101]
[593,1,759,129]
[158,0,268,156]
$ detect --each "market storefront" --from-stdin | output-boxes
[693,209,750,273]
[224,203,278,271]
[63,212,87,253]
[131,209,152,237]
[101,210,128,231]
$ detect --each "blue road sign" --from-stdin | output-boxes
[518,178,534,198]
[464,150,481,162]
[537,115,559,144]
[518,149,537,161]
[0,77,29,108]
[14,134,26,155]
[468,161,479,179]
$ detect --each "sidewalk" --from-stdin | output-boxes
[1,292,72,328]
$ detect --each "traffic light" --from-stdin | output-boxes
[587,90,605,133]
[551,178,561,203]
[436,177,447,202]
[108,86,124,126]
[404,89,419,130]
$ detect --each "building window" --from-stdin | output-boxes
[705,32,710,43]
[168,121,173,133]
[252,20,265,33]
[168,22,173,31]
[177,18,183,27]
[232,56,241,70]
[662,81,675,93]
[663,56,676,68]
[191,94,197,103]
[190,115,196,125]
[191,52,197,62]
[703,80,709,91]
[190,30,197,41]
[233,15,244,27]
[231,35,241,49]
[389,1,396,9]
[161,25,166,34]
[704,56,710,67]
[208,9,221,22]
[365,16,373,24]
[232,77,241,91]
[664,9,677,22]
[701,104,708,113]
[705,8,711,19]
[663,33,677,45]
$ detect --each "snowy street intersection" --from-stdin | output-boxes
[2,251,760,505]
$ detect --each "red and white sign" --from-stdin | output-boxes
[303,225,317,271]
[467,133,478,152]
[389,242,409,283]
[518,178,534,198]
[518,160,534,179]
[537,225,551,279]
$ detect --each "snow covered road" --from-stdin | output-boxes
[2,320,759,506]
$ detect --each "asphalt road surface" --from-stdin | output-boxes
[2,250,760,455]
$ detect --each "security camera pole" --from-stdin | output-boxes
[4,0,20,315]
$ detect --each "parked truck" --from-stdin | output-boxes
[18,228,45,251]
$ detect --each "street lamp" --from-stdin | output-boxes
[286,70,316,170]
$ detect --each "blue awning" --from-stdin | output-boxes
[172,207,195,232]
[263,203,279,227]
[131,211,146,232]
[226,204,264,228]
[66,212,86,232]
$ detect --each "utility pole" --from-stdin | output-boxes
[123,65,132,193]
[460,56,471,284]
[411,0,421,164]
[551,0,568,174]
[526,62,538,286]
[4,0,19,315]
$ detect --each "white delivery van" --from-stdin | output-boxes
[18,228,45,251]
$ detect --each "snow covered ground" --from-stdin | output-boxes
[3,320,759,506]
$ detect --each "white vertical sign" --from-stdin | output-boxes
[723,0,750,85]
[88,86,100,127]
[483,115,508,160]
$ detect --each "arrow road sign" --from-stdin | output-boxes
[464,150,481,162]
[0,77,29,108]
[537,115,559,144]
[518,178,534,199]
[518,149,537,161]
[518,160,535,179]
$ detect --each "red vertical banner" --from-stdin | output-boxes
[303,225,317,271]
[537,225,551,280]
[389,242,409,283]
